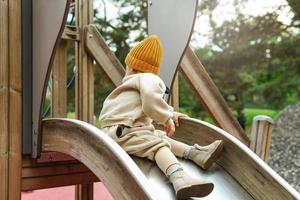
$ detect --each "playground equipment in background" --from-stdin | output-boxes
[1,0,299,199]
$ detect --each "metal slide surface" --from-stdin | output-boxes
[133,157,253,200]
[42,118,299,199]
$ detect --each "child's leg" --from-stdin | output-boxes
[164,136,189,158]
[165,136,224,170]
[154,146,214,198]
[154,146,180,174]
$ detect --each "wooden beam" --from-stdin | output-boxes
[250,115,273,161]
[51,40,67,117]
[75,0,94,199]
[22,172,98,191]
[8,0,22,198]
[85,24,125,87]
[21,156,98,191]
[0,0,22,199]
[75,0,94,123]
[0,1,10,199]
[180,47,250,145]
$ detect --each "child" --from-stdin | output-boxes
[99,35,223,199]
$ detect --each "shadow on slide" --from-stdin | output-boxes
[41,118,299,200]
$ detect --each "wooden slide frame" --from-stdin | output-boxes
[39,117,299,200]
[41,118,158,200]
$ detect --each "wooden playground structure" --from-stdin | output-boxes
[1,0,300,199]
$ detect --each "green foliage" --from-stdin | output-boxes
[195,11,300,110]
[94,0,147,64]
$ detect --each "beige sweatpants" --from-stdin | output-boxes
[102,124,170,160]
[102,124,190,173]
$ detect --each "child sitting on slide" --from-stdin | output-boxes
[99,35,223,199]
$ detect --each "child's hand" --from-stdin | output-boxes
[172,112,188,127]
[164,118,175,137]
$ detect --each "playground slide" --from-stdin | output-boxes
[41,118,299,200]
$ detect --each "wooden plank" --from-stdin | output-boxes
[250,115,274,161]
[51,40,67,117]
[22,172,98,191]
[22,163,90,178]
[22,156,98,191]
[85,24,125,87]
[8,0,22,196]
[22,155,78,167]
[41,118,158,200]
[75,0,94,122]
[0,0,9,199]
[75,0,94,199]
[180,47,249,145]
[168,117,299,200]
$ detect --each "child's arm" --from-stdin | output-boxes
[139,75,173,125]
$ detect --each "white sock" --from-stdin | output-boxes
[183,146,192,159]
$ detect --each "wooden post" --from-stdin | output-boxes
[0,1,10,198]
[51,41,68,117]
[250,115,274,161]
[0,0,22,199]
[75,0,94,199]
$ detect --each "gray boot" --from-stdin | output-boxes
[169,170,214,199]
[186,140,224,170]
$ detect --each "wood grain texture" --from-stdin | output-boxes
[180,47,250,145]
[169,117,300,200]
[51,41,67,118]
[250,116,274,161]
[85,24,125,87]
[22,157,98,191]
[41,118,158,200]
[75,0,94,198]
[0,0,22,199]
[75,0,94,123]
[0,1,9,199]
[22,171,98,191]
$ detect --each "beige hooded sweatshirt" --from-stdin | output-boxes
[99,73,173,128]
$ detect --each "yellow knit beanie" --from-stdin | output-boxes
[125,35,163,75]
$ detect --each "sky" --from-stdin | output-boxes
[92,0,293,48]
